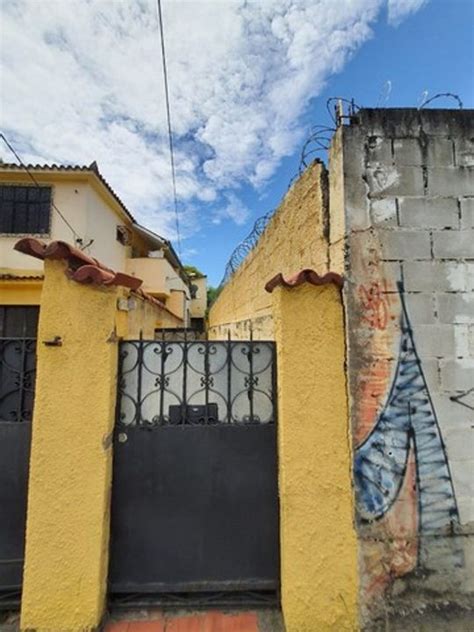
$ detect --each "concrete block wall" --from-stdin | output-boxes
[208,161,329,339]
[336,109,474,624]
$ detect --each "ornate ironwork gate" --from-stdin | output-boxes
[109,337,279,603]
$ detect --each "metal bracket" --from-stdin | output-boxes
[43,336,62,347]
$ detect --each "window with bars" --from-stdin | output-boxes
[0,185,52,234]
[0,306,39,337]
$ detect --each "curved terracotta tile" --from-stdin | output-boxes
[14,237,47,260]
[264,268,344,293]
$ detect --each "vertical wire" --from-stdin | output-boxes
[156,0,182,255]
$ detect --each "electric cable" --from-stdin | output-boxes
[0,132,82,244]
[156,0,182,255]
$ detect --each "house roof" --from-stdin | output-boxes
[0,161,138,225]
[265,269,343,293]
[14,237,142,289]
[14,237,183,322]
[0,273,44,281]
[0,161,191,286]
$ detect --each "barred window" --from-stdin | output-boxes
[0,306,39,337]
[0,185,52,234]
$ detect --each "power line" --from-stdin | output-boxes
[0,132,82,243]
[156,0,182,255]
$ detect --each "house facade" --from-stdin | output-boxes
[0,162,206,333]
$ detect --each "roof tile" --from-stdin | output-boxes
[15,237,140,290]
[14,238,182,322]
[264,268,343,293]
[0,273,44,281]
[1,162,136,224]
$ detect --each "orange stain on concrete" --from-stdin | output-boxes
[353,354,393,445]
[352,275,401,446]
[361,450,419,600]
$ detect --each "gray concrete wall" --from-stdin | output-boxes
[334,109,474,625]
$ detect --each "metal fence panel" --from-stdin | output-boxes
[117,340,277,426]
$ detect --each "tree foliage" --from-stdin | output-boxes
[183,264,206,278]
[207,286,220,307]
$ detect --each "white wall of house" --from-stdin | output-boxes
[83,185,130,270]
[190,276,207,318]
[0,178,129,273]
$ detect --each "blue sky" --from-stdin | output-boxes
[195,0,474,285]
[1,0,473,286]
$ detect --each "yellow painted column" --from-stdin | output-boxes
[272,282,359,631]
[20,260,119,631]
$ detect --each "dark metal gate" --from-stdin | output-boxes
[0,334,36,599]
[109,337,279,603]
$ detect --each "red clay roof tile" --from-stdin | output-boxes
[14,238,139,290]
[264,268,343,293]
[15,238,111,272]
[71,265,142,290]
[14,237,183,322]
[0,273,44,280]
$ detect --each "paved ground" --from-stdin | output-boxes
[0,608,285,632]
[104,608,284,632]
[366,609,474,632]
[1,606,473,631]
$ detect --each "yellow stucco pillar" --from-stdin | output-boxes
[271,281,359,631]
[20,260,119,631]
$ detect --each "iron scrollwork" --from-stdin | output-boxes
[116,339,276,427]
[0,337,37,422]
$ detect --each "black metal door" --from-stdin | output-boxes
[0,307,38,596]
[109,338,279,597]
[0,421,31,592]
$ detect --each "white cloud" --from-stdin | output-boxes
[387,0,427,26]
[0,0,428,239]
[180,246,198,260]
[212,193,251,226]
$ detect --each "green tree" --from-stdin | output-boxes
[206,286,220,308]
[183,264,205,278]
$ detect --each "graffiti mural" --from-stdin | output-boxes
[358,281,390,331]
[353,282,463,599]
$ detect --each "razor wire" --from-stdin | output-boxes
[219,91,463,290]
[219,211,274,288]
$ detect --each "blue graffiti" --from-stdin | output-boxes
[354,283,459,538]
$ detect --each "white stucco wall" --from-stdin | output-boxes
[190,276,207,318]
[82,185,129,271]
[0,177,129,273]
